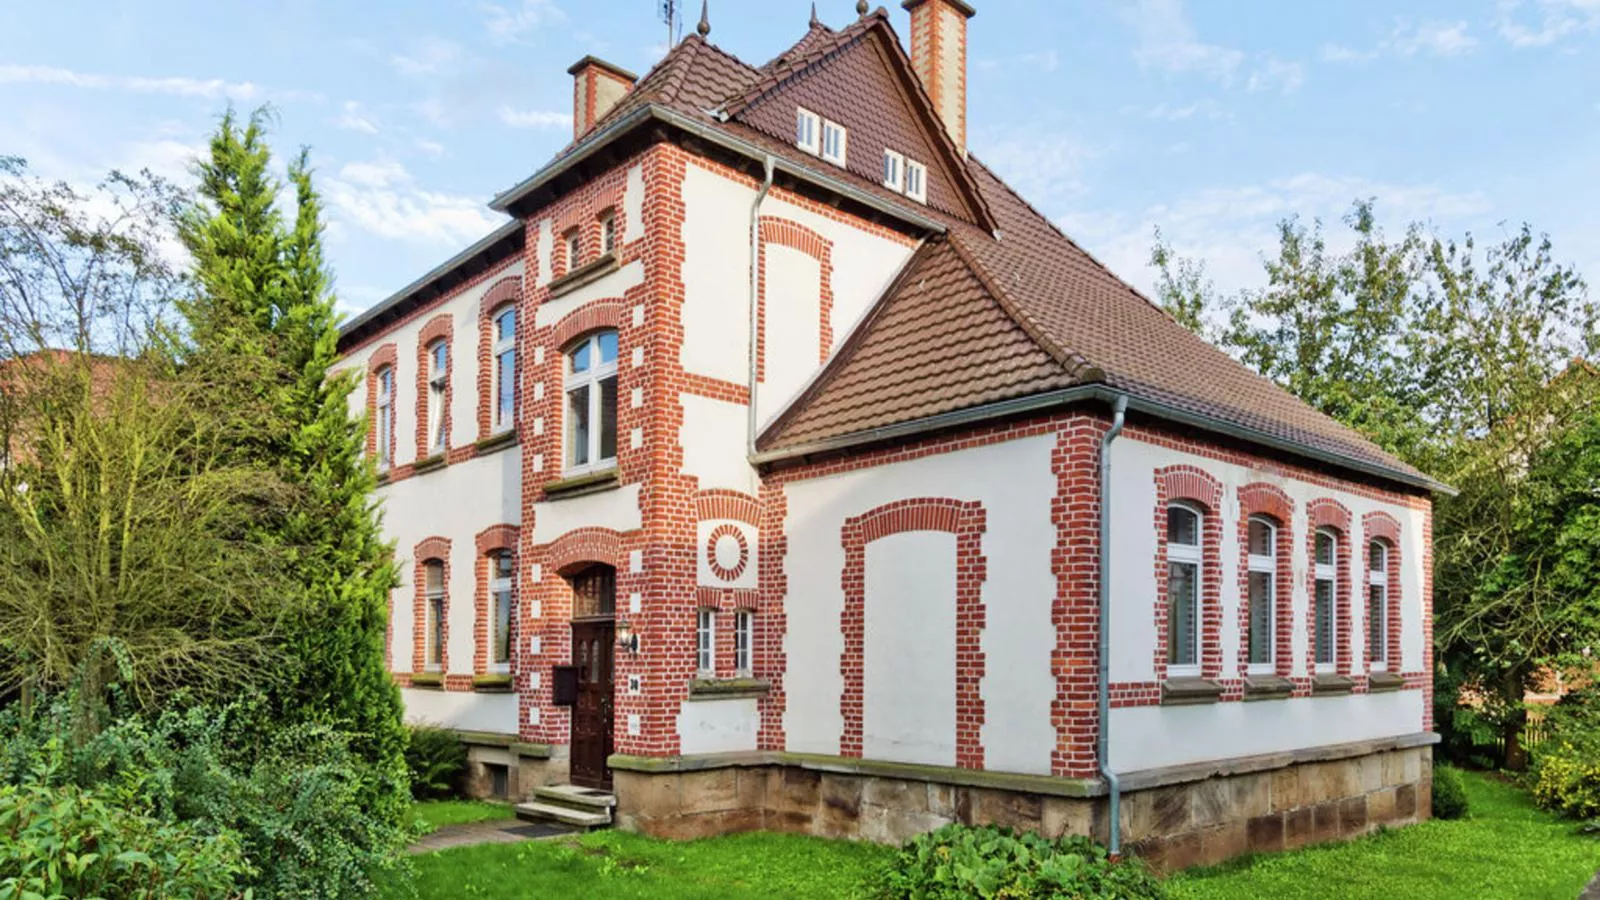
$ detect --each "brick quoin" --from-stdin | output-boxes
[1151,465,1225,682]
[1361,511,1404,677]
[1307,498,1355,683]
[473,525,521,675]
[415,314,454,460]
[756,481,790,751]
[1050,415,1105,779]
[477,277,523,441]
[838,497,987,770]
[757,216,836,376]
[412,536,452,674]
[1236,483,1296,683]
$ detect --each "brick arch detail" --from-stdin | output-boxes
[365,343,399,461]
[695,489,760,525]
[839,497,987,770]
[1306,498,1355,675]
[412,536,452,673]
[473,524,521,675]
[481,276,522,313]
[1236,483,1297,678]
[478,277,523,439]
[1362,511,1401,545]
[1362,511,1404,675]
[757,215,836,379]
[1153,465,1225,679]
[415,314,454,459]
[476,523,520,555]
[544,526,625,575]
[550,299,626,352]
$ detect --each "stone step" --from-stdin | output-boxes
[533,784,618,810]
[515,800,612,830]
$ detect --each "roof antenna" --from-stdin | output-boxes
[810,2,821,27]
[856,0,869,16]
[697,0,711,37]
[659,0,680,46]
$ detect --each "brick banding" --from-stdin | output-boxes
[840,497,987,770]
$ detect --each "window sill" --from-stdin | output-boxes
[408,672,444,690]
[1367,670,1405,693]
[1311,673,1356,696]
[1242,674,1295,701]
[1161,677,1224,706]
[475,429,518,455]
[473,673,514,693]
[687,677,770,701]
[548,251,618,298]
[543,468,620,500]
[414,452,447,473]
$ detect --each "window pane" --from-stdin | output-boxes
[1248,519,1273,557]
[1316,531,1335,566]
[497,349,515,424]
[1167,506,1199,546]
[1369,541,1385,572]
[497,308,515,342]
[599,375,618,461]
[567,385,590,466]
[425,561,444,593]
[428,597,444,665]
[597,331,618,365]
[1167,560,1198,666]
[432,342,447,373]
[1315,578,1334,664]
[569,341,590,374]
[495,552,514,580]
[1368,584,1385,662]
[494,587,512,664]
[1248,570,1273,665]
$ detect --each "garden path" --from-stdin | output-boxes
[408,819,572,854]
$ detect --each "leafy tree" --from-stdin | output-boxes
[179,110,408,821]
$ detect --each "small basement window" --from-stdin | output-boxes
[796,107,820,154]
[486,762,509,799]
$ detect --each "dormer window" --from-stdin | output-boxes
[820,119,847,166]
[796,107,820,154]
[883,150,904,191]
[905,160,928,204]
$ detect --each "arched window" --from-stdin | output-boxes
[569,564,615,619]
[426,339,448,453]
[564,331,618,473]
[423,559,446,670]
[1314,528,1339,671]
[1166,503,1203,675]
[1368,540,1390,669]
[492,307,516,432]
[1246,516,1277,670]
[375,366,394,469]
[490,550,514,670]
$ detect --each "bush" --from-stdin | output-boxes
[405,724,467,800]
[874,824,1164,900]
[1432,764,1470,819]
[1530,692,1600,820]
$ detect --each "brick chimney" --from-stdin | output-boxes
[902,0,974,153]
[567,56,638,139]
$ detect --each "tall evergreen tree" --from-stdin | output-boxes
[179,110,407,821]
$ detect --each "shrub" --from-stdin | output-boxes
[405,724,467,800]
[874,824,1164,900]
[1432,764,1470,819]
[1529,691,1600,821]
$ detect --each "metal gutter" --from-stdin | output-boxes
[337,218,523,339]
[1097,394,1128,858]
[747,156,776,456]
[751,383,1453,496]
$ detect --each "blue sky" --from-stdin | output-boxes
[3,0,1596,317]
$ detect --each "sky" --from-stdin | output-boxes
[2,0,1597,319]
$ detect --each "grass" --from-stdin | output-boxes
[408,799,516,835]
[1167,769,1600,899]
[403,829,893,899]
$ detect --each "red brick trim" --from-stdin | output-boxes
[545,526,625,575]
[413,536,452,673]
[550,298,626,351]
[705,524,750,581]
[695,489,760,525]
[680,372,750,405]
[415,314,454,459]
[472,524,521,675]
[1236,483,1296,679]
[757,216,836,380]
[365,343,398,463]
[1051,418,1104,778]
[757,482,790,751]
[477,277,523,440]
[1361,511,1403,675]
[1152,465,1224,680]
[1307,498,1354,676]
[839,497,986,769]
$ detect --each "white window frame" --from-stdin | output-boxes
[563,331,618,475]
[820,119,847,166]
[734,610,753,677]
[696,608,717,676]
[1166,502,1203,678]
[424,560,446,672]
[492,306,516,433]
[883,149,905,192]
[565,229,582,273]
[795,107,820,154]
[490,551,514,672]
[1314,528,1339,673]
[375,366,394,470]
[600,212,617,254]
[1246,516,1276,673]
[1368,541,1389,671]
[426,340,448,454]
[905,159,928,204]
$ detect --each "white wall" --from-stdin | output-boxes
[677,698,760,755]
[402,687,520,735]
[864,531,957,766]
[760,246,823,425]
[679,394,759,496]
[781,434,1058,774]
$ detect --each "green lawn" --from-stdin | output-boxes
[402,771,1599,899]
[408,799,516,835]
[1167,770,1600,900]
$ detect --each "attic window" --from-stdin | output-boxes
[796,108,820,154]
[820,120,847,166]
[905,160,928,204]
[883,150,904,191]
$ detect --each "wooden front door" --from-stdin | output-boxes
[569,618,615,790]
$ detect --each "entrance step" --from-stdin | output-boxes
[514,800,611,830]
[516,784,617,830]
[533,784,618,810]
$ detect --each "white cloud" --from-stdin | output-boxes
[496,106,571,129]
[0,64,262,100]
[323,158,500,246]
[1390,20,1478,57]
[972,127,1096,209]
[1129,99,1230,121]
[1497,0,1600,47]
[390,37,464,76]
[482,0,567,44]
[335,100,379,134]
[1127,0,1244,81]
[1246,57,1304,94]
[1320,43,1378,64]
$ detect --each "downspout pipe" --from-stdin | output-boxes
[1098,393,1128,858]
[747,156,776,455]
